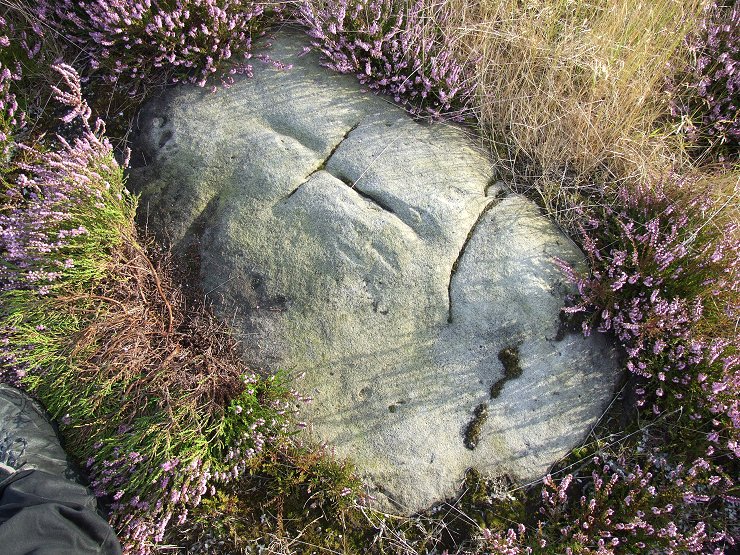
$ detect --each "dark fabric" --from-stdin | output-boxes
[0,469,122,555]
[0,385,77,481]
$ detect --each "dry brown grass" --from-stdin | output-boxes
[36,230,248,457]
[431,0,710,225]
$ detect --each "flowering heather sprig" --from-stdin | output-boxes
[0,6,45,61]
[0,63,134,295]
[298,0,475,120]
[556,174,739,452]
[541,455,734,554]
[480,523,531,554]
[0,15,24,157]
[670,2,739,157]
[33,0,282,91]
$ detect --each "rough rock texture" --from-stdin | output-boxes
[128,29,621,513]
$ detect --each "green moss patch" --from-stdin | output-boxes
[464,403,489,450]
[490,345,523,398]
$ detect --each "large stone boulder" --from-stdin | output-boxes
[127,29,620,513]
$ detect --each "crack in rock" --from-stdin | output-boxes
[324,122,360,167]
[282,122,361,201]
[346,185,419,238]
[283,169,319,201]
[447,191,508,324]
[279,118,419,239]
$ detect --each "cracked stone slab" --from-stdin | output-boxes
[127,28,621,513]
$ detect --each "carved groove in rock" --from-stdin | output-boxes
[349,185,420,238]
[324,122,360,168]
[283,122,361,200]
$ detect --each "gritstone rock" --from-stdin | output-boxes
[127,29,621,514]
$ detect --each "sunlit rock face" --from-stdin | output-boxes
[128,29,620,514]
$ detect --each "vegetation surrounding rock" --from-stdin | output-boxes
[0,1,737,554]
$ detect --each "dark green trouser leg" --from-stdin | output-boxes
[0,469,122,555]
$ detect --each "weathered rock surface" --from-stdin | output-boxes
[127,29,621,513]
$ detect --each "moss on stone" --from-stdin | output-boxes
[490,379,505,398]
[464,403,489,450]
[498,345,522,379]
[490,345,523,398]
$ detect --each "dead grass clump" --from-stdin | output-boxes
[56,233,247,454]
[436,0,706,224]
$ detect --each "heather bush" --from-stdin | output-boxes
[298,0,475,120]
[0,64,135,297]
[0,64,296,554]
[478,452,736,554]
[33,0,283,91]
[534,171,740,554]
[0,14,23,158]
[670,1,739,159]
[556,174,739,454]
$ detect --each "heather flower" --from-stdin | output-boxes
[483,454,734,554]
[298,0,475,120]
[669,2,739,158]
[0,63,134,297]
[32,0,284,92]
[69,370,294,555]
[0,15,24,158]
[556,173,738,446]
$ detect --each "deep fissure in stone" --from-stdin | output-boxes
[283,122,361,200]
[484,177,507,198]
[322,121,360,167]
[446,197,505,323]
[351,186,395,214]
[346,185,419,236]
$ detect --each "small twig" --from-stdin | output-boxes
[132,242,174,334]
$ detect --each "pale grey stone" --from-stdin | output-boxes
[128,28,620,513]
